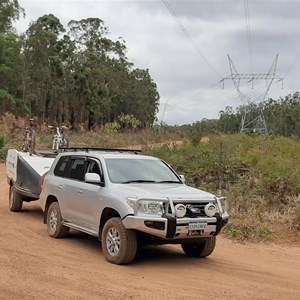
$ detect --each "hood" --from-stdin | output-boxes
[111,183,215,201]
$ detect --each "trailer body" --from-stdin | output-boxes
[6,149,55,208]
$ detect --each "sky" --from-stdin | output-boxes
[14,0,300,125]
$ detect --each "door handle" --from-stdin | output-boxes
[57,185,63,190]
[77,189,83,194]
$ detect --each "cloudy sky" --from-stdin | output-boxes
[15,0,300,125]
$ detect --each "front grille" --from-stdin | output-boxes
[165,202,210,218]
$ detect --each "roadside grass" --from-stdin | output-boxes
[147,134,300,242]
[3,129,300,243]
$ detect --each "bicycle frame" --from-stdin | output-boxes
[49,126,68,151]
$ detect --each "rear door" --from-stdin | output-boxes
[58,156,87,224]
[59,156,105,232]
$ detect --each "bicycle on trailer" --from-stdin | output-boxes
[21,118,36,156]
[48,125,69,151]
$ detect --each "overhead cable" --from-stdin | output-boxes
[161,0,222,79]
[244,0,254,74]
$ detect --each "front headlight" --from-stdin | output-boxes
[137,200,164,216]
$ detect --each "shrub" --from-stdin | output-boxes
[0,136,7,161]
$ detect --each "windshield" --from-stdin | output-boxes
[105,158,181,184]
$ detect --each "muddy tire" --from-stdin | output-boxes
[181,237,216,258]
[47,202,69,238]
[9,186,23,212]
[102,217,137,265]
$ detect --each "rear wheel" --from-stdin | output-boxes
[47,202,69,238]
[181,237,216,258]
[102,217,137,265]
[28,130,36,156]
[52,136,58,151]
[9,186,23,212]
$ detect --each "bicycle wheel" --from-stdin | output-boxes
[21,132,30,152]
[53,138,59,151]
[28,130,36,156]
[60,135,69,148]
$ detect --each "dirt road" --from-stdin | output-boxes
[0,163,299,300]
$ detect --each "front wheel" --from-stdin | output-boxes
[9,186,23,212]
[101,217,137,265]
[47,202,69,238]
[181,237,216,258]
[60,135,69,148]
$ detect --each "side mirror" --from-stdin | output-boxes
[85,173,102,184]
[179,174,185,183]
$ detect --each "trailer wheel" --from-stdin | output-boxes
[9,186,23,212]
[102,217,137,265]
[181,237,216,258]
[47,202,69,238]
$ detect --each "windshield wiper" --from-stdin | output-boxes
[156,180,181,183]
[122,180,156,184]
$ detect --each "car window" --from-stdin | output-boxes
[105,158,180,183]
[67,158,87,181]
[87,159,102,175]
[54,156,70,177]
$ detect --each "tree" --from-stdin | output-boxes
[0,0,24,33]
[22,14,66,121]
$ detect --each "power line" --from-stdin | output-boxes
[244,0,254,73]
[284,51,300,76]
[161,0,222,79]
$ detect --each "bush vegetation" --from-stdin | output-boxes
[2,127,299,243]
[148,133,300,242]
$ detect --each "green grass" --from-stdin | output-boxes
[2,130,300,242]
[146,134,300,241]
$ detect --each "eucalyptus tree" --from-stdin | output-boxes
[0,0,24,33]
[0,0,26,114]
[22,14,67,122]
[126,68,159,127]
[67,18,131,129]
[218,106,241,133]
[0,32,25,114]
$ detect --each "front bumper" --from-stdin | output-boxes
[123,213,229,240]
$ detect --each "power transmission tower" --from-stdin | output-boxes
[221,54,284,133]
[160,99,171,124]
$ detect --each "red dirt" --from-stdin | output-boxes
[0,163,299,300]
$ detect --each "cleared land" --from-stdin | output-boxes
[0,163,299,300]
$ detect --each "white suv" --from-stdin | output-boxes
[39,148,229,265]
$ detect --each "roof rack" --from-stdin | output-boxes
[60,147,142,154]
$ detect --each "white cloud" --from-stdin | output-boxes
[15,0,300,125]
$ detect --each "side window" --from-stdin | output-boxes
[86,159,103,180]
[67,158,86,181]
[54,156,70,177]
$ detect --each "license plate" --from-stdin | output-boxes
[189,222,207,231]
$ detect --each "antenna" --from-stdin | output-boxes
[221,54,284,133]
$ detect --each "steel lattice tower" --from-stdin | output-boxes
[222,54,284,133]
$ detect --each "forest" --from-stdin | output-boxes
[0,0,160,130]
